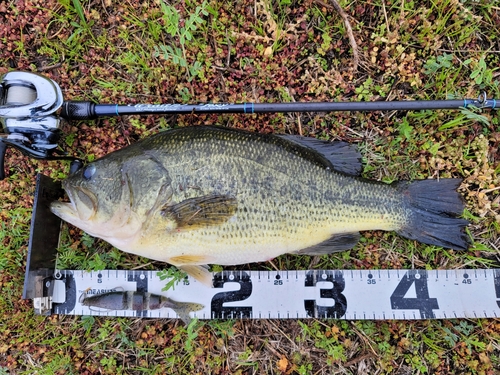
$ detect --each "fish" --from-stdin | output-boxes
[79,289,203,324]
[51,126,469,286]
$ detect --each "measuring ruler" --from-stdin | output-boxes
[23,175,500,321]
[45,268,500,320]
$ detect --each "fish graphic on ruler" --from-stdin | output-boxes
[79,288,203,324]
[50,126,469,286]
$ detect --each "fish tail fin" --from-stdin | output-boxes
[169,301,204,325]
[395,178,470,250]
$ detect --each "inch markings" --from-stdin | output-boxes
[51,269,500,320]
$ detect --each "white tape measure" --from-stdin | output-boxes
[25,176,500,321]
[49,269,500,320]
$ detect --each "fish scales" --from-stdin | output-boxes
[139,128,403,257]
[51,126,469,286]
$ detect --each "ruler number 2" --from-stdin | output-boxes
[211,271,253,318]
[390,270,439,318]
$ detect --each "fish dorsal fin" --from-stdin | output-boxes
[296,232,361,255]
[278,135,363,176]
[163,194,237,229]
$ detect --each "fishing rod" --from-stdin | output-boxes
[0,71,498,180]
[62,92,497,118]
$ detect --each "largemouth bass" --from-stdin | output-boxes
[51,126,469,286]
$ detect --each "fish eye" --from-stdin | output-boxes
[82,164,96,180]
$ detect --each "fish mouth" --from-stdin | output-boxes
[50,183,98,223]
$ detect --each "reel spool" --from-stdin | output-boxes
[4,85,37,105]
[0,71,66,179]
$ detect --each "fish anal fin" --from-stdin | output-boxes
[296,232,361,255]
[177,265,214,287]
[163,194,237,229]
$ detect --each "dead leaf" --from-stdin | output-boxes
[479,352,491,364]
[277,356,289,372]
[264,46,273,57]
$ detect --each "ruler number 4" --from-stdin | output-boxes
[390,270,439,318]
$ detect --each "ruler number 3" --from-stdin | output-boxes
[304,271,347,319]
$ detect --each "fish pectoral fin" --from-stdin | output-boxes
[163,194,237,229]
[176,264,214,288]
[296,232,361,255]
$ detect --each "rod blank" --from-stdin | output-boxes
[61,98,497,121]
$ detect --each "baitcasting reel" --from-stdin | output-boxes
[0,71,77,180]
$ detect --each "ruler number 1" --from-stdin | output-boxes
[128,272,148,317]
[390,270,439,318]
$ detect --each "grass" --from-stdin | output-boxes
[0,0,499,373]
